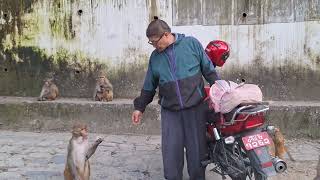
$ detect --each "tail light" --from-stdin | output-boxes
[219,112,266,136]
[243,113,265,129]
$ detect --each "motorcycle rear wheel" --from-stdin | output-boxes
[223,149,247,180]
[242,168,267,180]
[252,170,267,180]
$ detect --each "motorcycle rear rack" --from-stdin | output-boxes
[223,105,269,126]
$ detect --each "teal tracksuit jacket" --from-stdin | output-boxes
[134,33,219,112]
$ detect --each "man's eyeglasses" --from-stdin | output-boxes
[148,33,165,45]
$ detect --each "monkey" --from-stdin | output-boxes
[64,122,103,180]
[268,127,295,161]
[38,78,59,101]
[93,75,113,102]
[314,155,320,180]
[273,127,295,161]
[96,86,113,102]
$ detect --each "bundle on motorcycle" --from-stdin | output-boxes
[202,80,287,180]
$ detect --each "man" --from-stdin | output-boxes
[131,16,220,180]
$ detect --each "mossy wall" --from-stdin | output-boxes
[0,0,150,98]
[0,0,320,100]
[0,47,147,98]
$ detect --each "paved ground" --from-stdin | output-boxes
[0,130,319,180]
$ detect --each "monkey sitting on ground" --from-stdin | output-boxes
[93,75,113,102]
[64,122,103,180]
[38,78,59,101]
[268,127,295,161]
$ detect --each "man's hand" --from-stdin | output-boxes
[132,110,142,125]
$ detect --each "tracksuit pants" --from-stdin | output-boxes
[161,102,208,180]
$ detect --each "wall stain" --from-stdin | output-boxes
[112,0,127,11]
[146,0,158,22]
[0,47,148,98]
[49,1,75,40]
[0,0,38,49]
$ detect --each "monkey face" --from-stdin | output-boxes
[72,123,88,139]
[97,77,105,83]
[44,78,53,86]
[80,128,88,139]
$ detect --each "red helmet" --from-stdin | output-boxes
[205,40,230,67]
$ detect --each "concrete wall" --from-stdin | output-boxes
[0,0,320,100]
[0,97,319,138]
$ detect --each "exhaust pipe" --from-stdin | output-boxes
[272,157,287,173]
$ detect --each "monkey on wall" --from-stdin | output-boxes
[38,78,59,101]
[93,73,113,102]
[64,122,103,180]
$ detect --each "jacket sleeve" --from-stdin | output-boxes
[192,38,220,86]
[133,59,158,113]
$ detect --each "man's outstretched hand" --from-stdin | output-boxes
[132,110,142,125]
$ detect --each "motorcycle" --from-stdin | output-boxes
[201,86,287,180]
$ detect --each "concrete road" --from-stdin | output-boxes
[0,130,318,180]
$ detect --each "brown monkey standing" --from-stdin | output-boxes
[93,73,113,102]
[38,78,59,101]
[64,122,103,180]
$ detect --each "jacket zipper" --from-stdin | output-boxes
[164,45,184,109]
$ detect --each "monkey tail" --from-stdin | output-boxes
[285,147,295,161]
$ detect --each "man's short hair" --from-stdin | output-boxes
[146,16,171,38]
